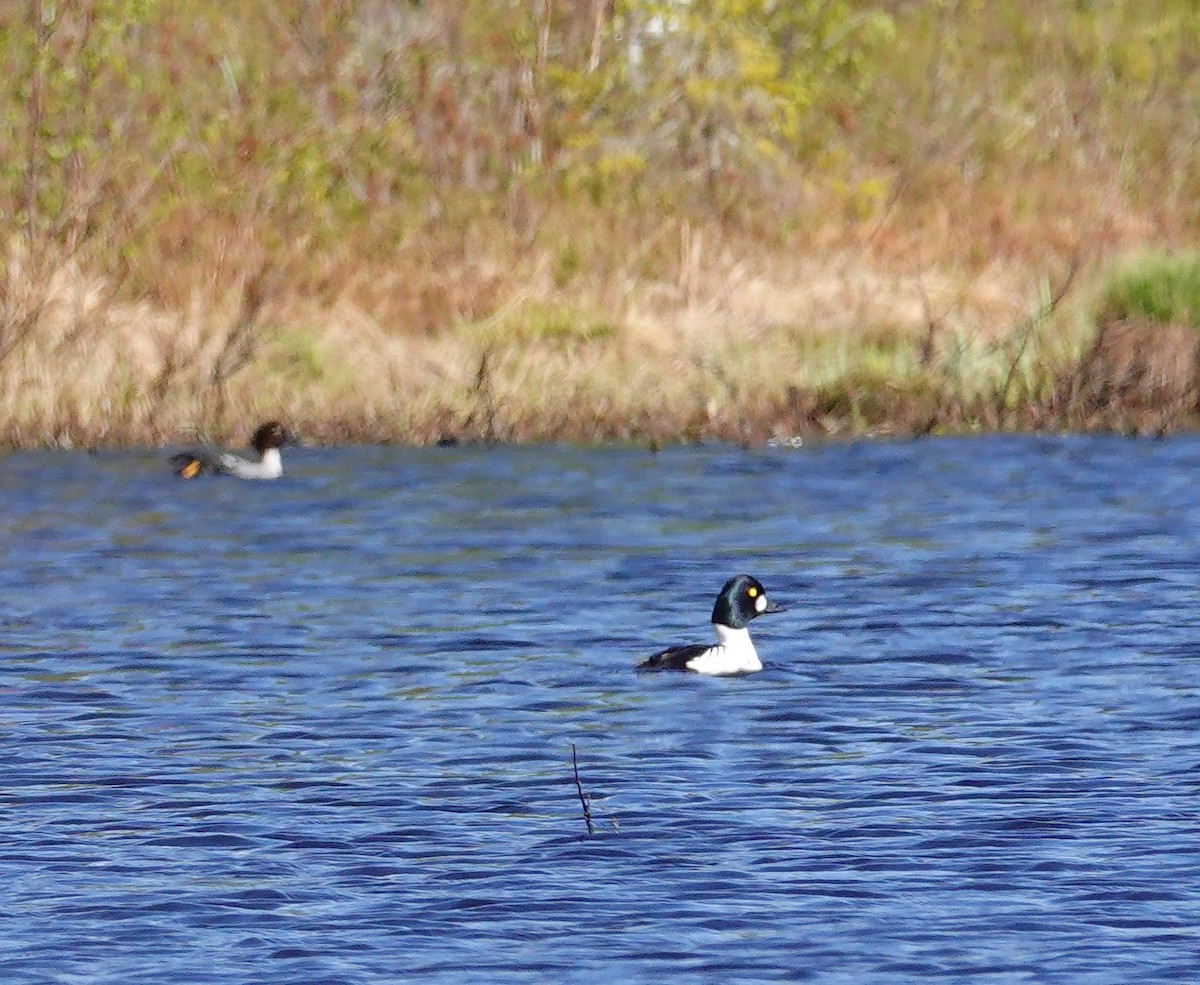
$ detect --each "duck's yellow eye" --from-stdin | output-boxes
[747,586,758,597]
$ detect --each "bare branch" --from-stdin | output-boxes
[996,256,1081,409]
[571,743,594,836]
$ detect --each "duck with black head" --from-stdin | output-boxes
[170,421,293,480]
[639,574,786,675]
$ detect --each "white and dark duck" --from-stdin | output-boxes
[639,574,785,675]
[170,421,292,480]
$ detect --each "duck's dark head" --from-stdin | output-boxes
[250,421,291,453]
[711,574,785,629]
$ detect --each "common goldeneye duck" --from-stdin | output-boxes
[639,574,785,675]
[170,421,292,480]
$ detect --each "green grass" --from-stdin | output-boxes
[268,327,331,385]
[461,302,619,350]
[1095,252,1200,329]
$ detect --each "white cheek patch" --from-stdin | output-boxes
[755,593,767,613]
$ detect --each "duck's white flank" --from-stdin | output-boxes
[219,447,283,480]
[684,624,762,675]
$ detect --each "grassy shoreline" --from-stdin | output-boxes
[5,243,1200,450]
[5,3,1200,447]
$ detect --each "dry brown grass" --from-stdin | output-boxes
[0,219,1111,448]
[1051,319,1200,435]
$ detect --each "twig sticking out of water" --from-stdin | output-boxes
[571,742,594,836]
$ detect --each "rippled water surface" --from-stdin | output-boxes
[4,436,1200,984]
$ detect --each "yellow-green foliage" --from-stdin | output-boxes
[6,0,1200,298]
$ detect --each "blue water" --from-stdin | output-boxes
[3,436,1200,984]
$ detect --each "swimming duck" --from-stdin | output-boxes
[639,574,785,675]
[170,421,292,480]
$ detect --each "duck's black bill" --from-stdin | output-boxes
[763,600,786,614]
